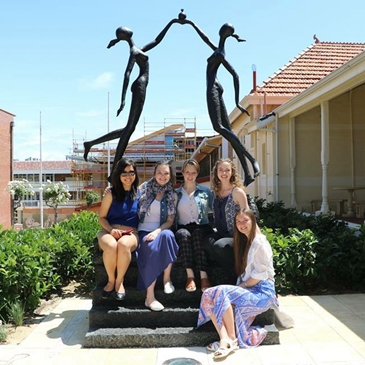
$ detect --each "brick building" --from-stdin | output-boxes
[0,108,15,229]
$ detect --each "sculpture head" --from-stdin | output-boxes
[115,27,133,41]
[219,23,245,42]
[219,23,235,39]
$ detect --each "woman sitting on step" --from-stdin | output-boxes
[175,158,214,292]
[197,208,278,360]
[97,158,140,301]
[137,161,179,312]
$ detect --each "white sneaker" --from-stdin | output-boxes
[145,300,164,311]
[164,281,175,294]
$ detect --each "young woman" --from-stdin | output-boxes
[97,158,140,300]
[137,161,179,311]
[204,158,249,283]
[175,159,214,292]
[197,208,277,359]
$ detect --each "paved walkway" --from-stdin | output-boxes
[1,294,365,364]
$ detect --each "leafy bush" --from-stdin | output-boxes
[0,211,100,321]
[263,227,317,294]
[259,199,365,294]
[85,191,99,209]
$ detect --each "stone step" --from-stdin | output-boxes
[84,324,280,348]
[89,304,275,329]
[92,286,203,307]
[94,262,234,288]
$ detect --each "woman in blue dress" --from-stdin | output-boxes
[97,158,140,300]
[137,161,179,311]
[197,208,277,360]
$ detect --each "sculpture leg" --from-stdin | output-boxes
[209,96,259,187]
[83,128,126,161]
[108,95,144,180]
[218,93,260,180]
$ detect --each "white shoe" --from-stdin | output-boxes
[145,300,164,311]
[164,281,175,294]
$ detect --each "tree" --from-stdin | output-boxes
[6,179,34,209]
[43,180,71,224]
[85,191,99,210]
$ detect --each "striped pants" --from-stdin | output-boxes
[175,223,214,272]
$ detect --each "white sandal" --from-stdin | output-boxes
[213,338,238,359]
[206,341,220,352]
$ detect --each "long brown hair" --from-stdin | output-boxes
[233,208,257,276]
[211,158,245,196]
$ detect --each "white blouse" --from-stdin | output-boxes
[238,233,275,283]
[138,200,161,232]
[177,188,199,225]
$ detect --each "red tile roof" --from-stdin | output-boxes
[14,160,72,171]
[255,42,365,96]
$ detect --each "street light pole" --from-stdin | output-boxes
[39,111,44,228]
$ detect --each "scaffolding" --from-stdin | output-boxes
[70,118,198,192]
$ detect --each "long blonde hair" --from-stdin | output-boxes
[233,208,257,276]
[211,158,245,196]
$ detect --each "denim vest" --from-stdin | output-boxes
[175,183,213,226]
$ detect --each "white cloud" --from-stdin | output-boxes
[80,72,114,90]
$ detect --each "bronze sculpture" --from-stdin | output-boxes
[179,16,260,186]
[84,11,260,186]
[83,18,181,179]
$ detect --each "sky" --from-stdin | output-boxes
[1,0,365,161]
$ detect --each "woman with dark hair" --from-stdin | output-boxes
[181,19,260,187]
[97,158,140,300]
[83,18,181,180]
[198,208,277,359]
[137,161,179,311]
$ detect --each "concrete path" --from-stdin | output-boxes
[1,294,365,364]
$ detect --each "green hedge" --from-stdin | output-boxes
[0,211,99,320]
[258,199,365,294]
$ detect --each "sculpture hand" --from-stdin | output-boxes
[116,102,125,117]
[107,39,119,49]
[237,104,250,116]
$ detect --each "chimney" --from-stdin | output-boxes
[252,64,257,92]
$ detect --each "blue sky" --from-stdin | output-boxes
[1,0,364,161]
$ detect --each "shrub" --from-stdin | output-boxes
[85,191,99,209]
[259,199,365,294]
[7,301,25,327]
[0,325,6,343]
[0,211,100,320]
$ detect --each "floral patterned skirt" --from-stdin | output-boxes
[197,280,277,348]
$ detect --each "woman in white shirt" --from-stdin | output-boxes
[197,208,277,360]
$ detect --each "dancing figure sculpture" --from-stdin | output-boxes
[83,18,181,180]
[181,18,260,186]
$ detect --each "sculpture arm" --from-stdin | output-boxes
[142,19,180,52]
[117,55,135,116]
[222,58,249,116]
[183,20,217,51]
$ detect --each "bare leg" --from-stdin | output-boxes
[98,231,117,291]
[115,234,138,294]
[210,305,237,348]
[163,263,173,285]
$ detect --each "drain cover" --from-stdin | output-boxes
[161,358,202,365]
